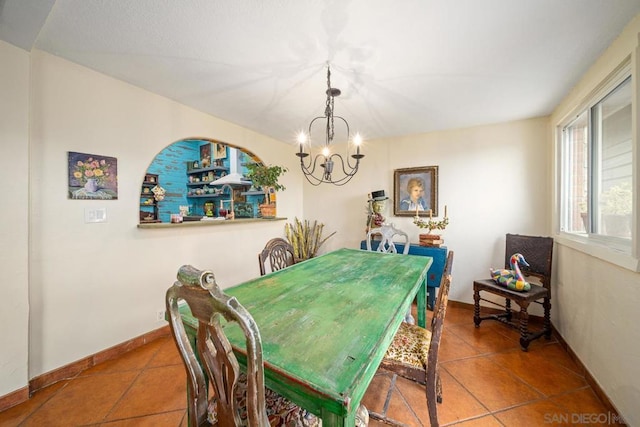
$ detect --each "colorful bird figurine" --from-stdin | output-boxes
[490,253,531,291]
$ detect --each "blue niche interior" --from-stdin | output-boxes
[140,139,264,223]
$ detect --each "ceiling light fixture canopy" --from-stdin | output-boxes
[296,63,364,186]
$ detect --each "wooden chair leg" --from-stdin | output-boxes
[543,297,552,339]
[473,288,481,327]
[426,347,441,427]
[505,298,512,321]
[518,302,531,351]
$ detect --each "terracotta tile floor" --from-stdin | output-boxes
[0,304,616,426]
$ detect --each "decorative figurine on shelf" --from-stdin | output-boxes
[193,160,199,169]
[204,201,215,217]
[413,205,449,247]
[201,155,211,169]
[490,253,531,291]
[151,185,166,201]
[366,190,388,233]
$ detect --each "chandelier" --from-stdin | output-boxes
[296,64,364,186]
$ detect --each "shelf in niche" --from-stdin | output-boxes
[187,194,229,199]
[187,182,218,186]
[137,217,287,229]
[187,166,229,175]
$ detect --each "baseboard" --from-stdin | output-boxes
[0,386,29,412]
[448,299,546,319]
[550,324,623,423]
[0,325,170,412]
[449,300,622,422]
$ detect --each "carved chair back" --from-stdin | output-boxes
[166,265,269,426]
[258,237,296,276]
[505,233,553,290]
[366,224,410,255]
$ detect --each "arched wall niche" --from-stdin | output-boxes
[139,137,265,224]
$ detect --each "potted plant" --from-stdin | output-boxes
[245,163,287,218]
[600,183,632,237]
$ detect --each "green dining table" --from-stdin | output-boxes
[177,247,432,426]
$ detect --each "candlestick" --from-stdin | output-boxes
[429,209,433,219]
[444,205,448,217]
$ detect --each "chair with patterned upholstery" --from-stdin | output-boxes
[473,233,554,351]
[166,264,323,426]
[369,251,454,427]
[258,237,296,276]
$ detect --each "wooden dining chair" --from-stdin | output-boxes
[369,251,454,427]
[473,233,554,351]
[366,223,410,255]
[258,237,296,276]
[166,264,322,426]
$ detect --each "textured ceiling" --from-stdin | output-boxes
[2,0,640,146]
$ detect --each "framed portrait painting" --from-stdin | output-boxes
[393,166,438,217]
[200,143,211,163]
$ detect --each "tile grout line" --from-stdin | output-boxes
[439,363,493,426]
[97,340,168,424]
[18,372,84,426]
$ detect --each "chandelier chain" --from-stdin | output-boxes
[326,67,334,144]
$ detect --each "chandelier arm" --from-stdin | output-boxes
[330,115,362,171]
[302,170,326,186]
[328,154,361,182]
[297,115,329,171]
[299,152,325,178]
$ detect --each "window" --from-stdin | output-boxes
[559,66,633,253]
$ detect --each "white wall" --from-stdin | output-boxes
[27,50,303,378]
[550,15,640,426]
[0,41,30,398]
[304,117,550,308]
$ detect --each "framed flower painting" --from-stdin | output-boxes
[68,151,118,199]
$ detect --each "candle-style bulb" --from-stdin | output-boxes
[297,132,307,154]
[354,133,362,155]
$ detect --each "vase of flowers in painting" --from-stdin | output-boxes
[84,178,99,192]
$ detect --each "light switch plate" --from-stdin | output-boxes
[85,207,107,223]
